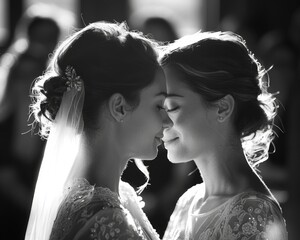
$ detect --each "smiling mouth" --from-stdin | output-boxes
[163,137,179,145]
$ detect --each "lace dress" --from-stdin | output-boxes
[49,179,160,240]
[163,184,288,240]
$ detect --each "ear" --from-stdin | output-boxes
[108,93,129,123]
[216,94,235,122]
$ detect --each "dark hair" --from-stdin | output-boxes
[30,21,160,138]
[160,31,277,166]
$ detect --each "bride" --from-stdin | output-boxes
[25,21,171,240]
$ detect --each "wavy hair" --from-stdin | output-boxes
[160,31,278,167]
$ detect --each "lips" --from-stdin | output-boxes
[163,137,179,145]
[155,137,163,146]
[155,134,164,139]
[155,133,163,144]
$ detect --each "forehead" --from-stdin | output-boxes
[163,65,192,95]
[140,68,166,98]
[163,65,209,110]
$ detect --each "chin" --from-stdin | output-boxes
[167,151,190,164]
[166,150,178,162]
[144,140,162,160]
[148,149,159,160]
[138,147,158,161]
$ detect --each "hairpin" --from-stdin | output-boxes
[65,65,83,92]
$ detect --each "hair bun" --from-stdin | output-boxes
[238,100,267,137]
[43,75,67,95]
[40,75,67,122]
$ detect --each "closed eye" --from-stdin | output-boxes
[157,105,165,111]
[166,106,179,112]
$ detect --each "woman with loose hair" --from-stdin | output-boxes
[160,31,288,240]
[25,21,171,240]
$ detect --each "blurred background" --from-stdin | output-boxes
[0,0,299,239]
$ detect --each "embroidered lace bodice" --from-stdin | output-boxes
[49,179,160,240]
[163,184,288,240]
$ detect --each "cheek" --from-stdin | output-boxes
[146,108,164,132]
[172,109,198,139]
[168,111,206,161]
[125,110,162,159]
[128,110,161,142]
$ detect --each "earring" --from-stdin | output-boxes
[218,116,224,121]
[120,119,124,123]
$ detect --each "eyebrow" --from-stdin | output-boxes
[166,93,184,98]
[155,92,168,97]
[154,92,184,98]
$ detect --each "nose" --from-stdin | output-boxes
[161,110,173,129]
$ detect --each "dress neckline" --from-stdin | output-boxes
[189,184,278,216]
[75,178,161,240]
[64,178,120,204]
[190,194,232,216]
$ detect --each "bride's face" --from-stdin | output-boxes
[123,68,172,160]
[162,65,219,163]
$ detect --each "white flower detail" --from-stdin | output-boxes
[65,65,83,92]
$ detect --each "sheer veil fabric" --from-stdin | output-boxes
[25,85,85,240]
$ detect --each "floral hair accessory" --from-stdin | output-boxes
[65,65,83,92]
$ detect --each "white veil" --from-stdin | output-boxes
[25,75,85,240]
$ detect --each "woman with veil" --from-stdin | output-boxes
[25,21,171,240]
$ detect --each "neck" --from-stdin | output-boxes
[72,132,128,194]
[194,138,254,201]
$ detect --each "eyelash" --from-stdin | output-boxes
[156,104,179,113]
[166,106,179,113]
[157,105,165,111]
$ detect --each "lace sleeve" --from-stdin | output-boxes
[74,207,146,240]
[224,193,288,240]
